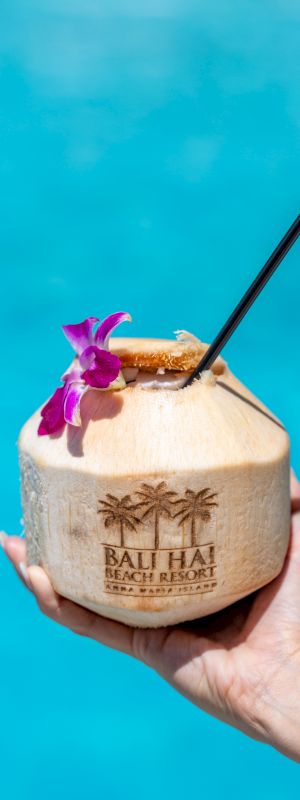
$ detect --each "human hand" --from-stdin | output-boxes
[2,471,300,762]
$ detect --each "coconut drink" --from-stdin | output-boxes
[19,313,290,628]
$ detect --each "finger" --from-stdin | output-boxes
[28,565,134,656]
[291,469,300,512]
[1,533,31,589]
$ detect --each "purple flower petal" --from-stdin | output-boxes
[64,381,88,427]
[95,312,131,348]
[79,347,96,371]
[61,366,82,383]
[39,309,131,436]
[38,386,68,436]
[80,345,121,388]
[62,317,99,355]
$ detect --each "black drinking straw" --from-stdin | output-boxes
[184,213,300,387]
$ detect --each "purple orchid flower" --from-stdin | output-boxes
[38,312,131,436]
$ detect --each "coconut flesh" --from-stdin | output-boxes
[19,336,290,628]
[122,367,215,390]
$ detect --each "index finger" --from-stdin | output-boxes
[1,534,30,588]
[28,565,135,656]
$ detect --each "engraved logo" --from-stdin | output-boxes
[134,481,177,549]
[98,494,141,547]
[98,482,218,598]
[172,488,218,547]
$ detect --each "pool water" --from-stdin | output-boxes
[0,2,300,798]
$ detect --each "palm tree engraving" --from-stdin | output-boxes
[173,488,218,547]
[135,482,177,549]
[98,494,141,547]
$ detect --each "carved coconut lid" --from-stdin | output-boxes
[110,335,226,374]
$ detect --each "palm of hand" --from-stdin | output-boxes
[3,478,300,761]
[135,528,300,745]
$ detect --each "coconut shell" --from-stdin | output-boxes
[19,340,290,628]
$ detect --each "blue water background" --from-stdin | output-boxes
[1,1,300,797]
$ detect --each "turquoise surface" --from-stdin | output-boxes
[1,1,300,797]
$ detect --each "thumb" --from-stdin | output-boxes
[264,510,300,617]
[283,511,300,581]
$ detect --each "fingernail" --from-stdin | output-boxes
[0,531,7,550]
[19,561,30,586]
